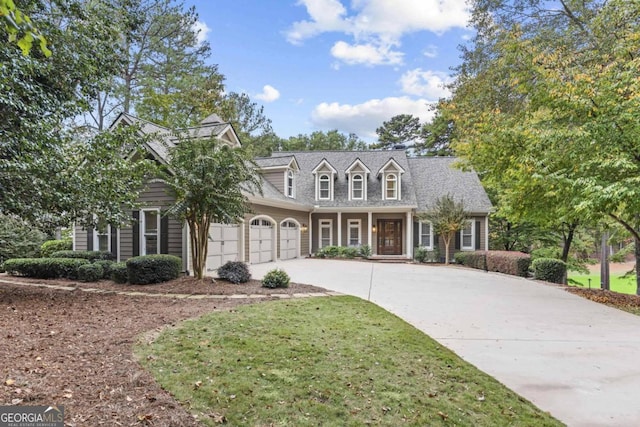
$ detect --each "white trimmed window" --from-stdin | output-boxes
[93,220,110,252]
[319,174,331,200]
[351,174,363,200]
[141,209,160,255]
[286,169,295,198]
[419,221,433,249]
[319,219,332,248]
[461,221,474,250]
[348,219,361,247]
[385,174,397,200]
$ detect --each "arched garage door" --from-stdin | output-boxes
[280,220,299,260]
[206,223,241,273]
[250,218,274,264]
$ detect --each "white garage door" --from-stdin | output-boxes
[206,223,240,273]
[250,219,274,264]
[280,221,299,260]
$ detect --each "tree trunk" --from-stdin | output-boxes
[443,234,451,264]
[560,222,578,263]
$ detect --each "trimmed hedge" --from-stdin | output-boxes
[532,258,566,284]
[217,261,251,284]
[486,251,531,277]
[111,262,129,284]
[262,268,290,288]
[126,255,182,285]
[41,239,72,258]
[50,250,115,262]
[78,263,104,282]
[454,251,487,270]
[93,260,114,279]
[2,258,89,279]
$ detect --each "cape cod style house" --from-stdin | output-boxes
[73,113,492,275]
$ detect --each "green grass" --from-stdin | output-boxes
[135,296,561,426]
[568,273,637,295]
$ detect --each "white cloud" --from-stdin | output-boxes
[330,41,403,66]
[399,68,451,99]
[423,44,438,58]
[255,85,281,103]
[192,20,211,46]
[311,96,435,140]
[286,0,469,65]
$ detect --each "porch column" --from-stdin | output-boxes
[308,211,313,255]
[406,211,413,259]
[485,214,490,251]
[368,211,373,253]
[337,212,342,246]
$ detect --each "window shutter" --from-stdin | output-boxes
[455,230,461,250]
[475,221,481,250]
[161,216,169,254]
[86,228,93,251]
[110,226,118,259]
[413,221,419,247]
[433,233,439,250]
[132,211,140,256]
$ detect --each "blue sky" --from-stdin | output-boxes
[186,0,473,142]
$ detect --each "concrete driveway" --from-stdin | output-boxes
[250,258,640,427]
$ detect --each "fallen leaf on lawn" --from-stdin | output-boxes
[208,412,226,424]
[5,379,15,386]
[11,399,23,405]
[438,411,449,420]
[126,396,132,402]
[428,391,438,398]
[229,394,236,399]
[63,390,73,398]
[477,394,485,401]
[35,356,42,361]
[194,381,202,389]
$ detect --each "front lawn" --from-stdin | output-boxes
[136,296,561,426]
[568,273,637,295]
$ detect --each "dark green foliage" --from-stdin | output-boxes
[41,238,72,258]
[50,250,114,261]
[126,255,182,285]
[262,269,290,289]
[340,247,359,259]
[532,258,567,284]
[454,251,488,270]
[486,251,531,277]
[359,244,372,257]
[415,247,440,263]
[110,262,129,284]
[217,261,251,284]
[78,263,104,282]
[0,214,47,264]
[94,260,114,279]
[2,258,89,279]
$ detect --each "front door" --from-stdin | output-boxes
[377,219,402,255]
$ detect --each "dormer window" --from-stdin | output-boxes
[378,159,405,201]
[385,174,397,199]
[319,174,331,199]
[286,169,295,198]
[352,174,363,200]
[346,158,370,201]
[312,159,337,201]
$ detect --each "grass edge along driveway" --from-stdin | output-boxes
[135,296,562,426]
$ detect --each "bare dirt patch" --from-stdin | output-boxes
[0,277,328,426]
[567,287,640,315]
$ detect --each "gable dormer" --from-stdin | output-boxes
[377,158,406,201]
[312,159,337,201]
[255,156,299,198]
[345,158,371,201]
[284,157,300,198]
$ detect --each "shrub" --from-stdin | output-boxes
[50,250,115,262]
[78,263,104,282]
[41,239,72,258]
[339,246,359,259]
[532,258,567,284]
[2,258,89,279]
[415,247,428,263]
[94,260,114,279]
[454,251,487,270]
[217,261,251,284]
[454,252,468,264]
[262,268,290,289]
[126,254,182,285]
[316,246,340,258]
[486,251,531,277]
[359,245,372,257]
[0,214,47,264]
[111,262,129,284]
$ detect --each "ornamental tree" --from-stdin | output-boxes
[420,195,468,264]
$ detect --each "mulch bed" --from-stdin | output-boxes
[0,276,329,426]
[567,287,640,310]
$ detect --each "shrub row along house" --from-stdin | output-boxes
[73,113,493,275]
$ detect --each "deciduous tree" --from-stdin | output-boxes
[420,195,468,264]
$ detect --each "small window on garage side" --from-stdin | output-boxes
[461,221,474,250]
[286,170,295,198]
